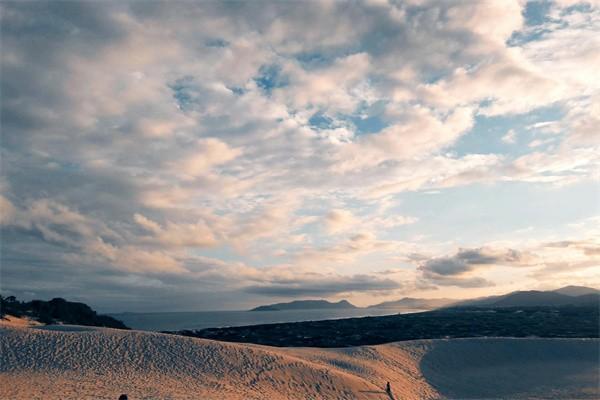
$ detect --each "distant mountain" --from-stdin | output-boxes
[251,299,357,311]
[458,290,599,308]
[250,286,600,312]
[553,285,599,296]
[368,297,457,310]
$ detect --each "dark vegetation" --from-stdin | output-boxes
[175,305,599,347]
[0,295,129,329]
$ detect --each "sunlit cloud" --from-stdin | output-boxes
[1,0,599,310]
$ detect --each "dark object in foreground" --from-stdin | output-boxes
[0,295,129,329]
[119,395,128,400]
[174,306,599,347]
[386,381,394,399]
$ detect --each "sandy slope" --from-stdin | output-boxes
[0,324,598,400]
[0,315,42,327]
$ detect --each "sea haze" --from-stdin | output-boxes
[110,308,423,331]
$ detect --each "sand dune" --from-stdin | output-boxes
[0,315,42,327]
[0,324,597,399]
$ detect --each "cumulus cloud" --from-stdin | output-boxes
[422,247,532,275]
[134,214,218,248]
[1,0,599,309]
[177,138,242,179]
[417,238,600,288]
[416,247,534,287]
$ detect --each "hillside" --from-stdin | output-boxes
[183,306,598,348]
[0,296,128,329]
[490,291,598,307]
[459,290,599,308]
[368,297,457,310]
[554,285,599,296]
[453,286,599,308]
[251,299,357,311]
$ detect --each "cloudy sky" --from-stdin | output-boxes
[1,0,599,312]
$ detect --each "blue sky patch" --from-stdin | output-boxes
[451,105,564,158]
[254,64,289,95]
[169,76,196,111]
[523,0,553,26]
[205,38,229,48]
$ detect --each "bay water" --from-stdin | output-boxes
[110,308,424,331]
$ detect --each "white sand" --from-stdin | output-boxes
[0,323,598,399]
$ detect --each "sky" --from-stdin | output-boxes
[1,0,599,312]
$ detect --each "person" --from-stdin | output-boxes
[119,395,128,400]
[386,381,392,395]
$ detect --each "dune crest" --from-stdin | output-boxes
[1,325,598,399]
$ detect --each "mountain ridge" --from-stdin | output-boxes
[553,285,599,296]
[367,297,457,310]
[455,288,599,308]
[250,286,599,312]
[250,299,357,311]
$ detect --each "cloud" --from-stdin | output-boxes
[278,53,372,113]
[531,238,600,276]
[1,0,599,309]
[419,273,494,288]
[502,129,517,144]
[322,206,417,237]
[416,246,538,287]
[1,198,120,248]
[1,197,188,275]
[324,209,357,234]
[421,50,562,116]
[507,147,600,185]
[563,96,600,147]
[133,214,218,248]
[244,274,401,297]
[421,247,531,276]
[133,213,161,233]
[545,239,600,254]
[417,238,600,288]
[177,138,242,179]
[293,231,401,266]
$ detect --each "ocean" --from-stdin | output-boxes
[110,308,424,331]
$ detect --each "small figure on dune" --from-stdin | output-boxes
[119,395,128,400]
[386,381,394,399]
